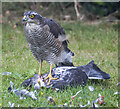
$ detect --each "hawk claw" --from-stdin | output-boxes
[44,74,57,86]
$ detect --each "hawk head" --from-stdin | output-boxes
[22,10,42,24]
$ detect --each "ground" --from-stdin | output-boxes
[1,21,119,107]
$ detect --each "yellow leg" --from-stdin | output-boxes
[39,60,42,76]
[44,64,58,86]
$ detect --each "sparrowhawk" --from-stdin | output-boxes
[22,10,74,85]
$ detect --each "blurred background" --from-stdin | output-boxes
[1,2,119,25]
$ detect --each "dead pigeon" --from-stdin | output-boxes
[21,60,110,89]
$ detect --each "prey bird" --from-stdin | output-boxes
[22,10,74,85]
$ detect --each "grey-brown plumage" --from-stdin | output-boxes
[23,10,74,85]
[24,23,63,65]
[23,10,74,66]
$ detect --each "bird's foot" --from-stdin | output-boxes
[44,74,57,86]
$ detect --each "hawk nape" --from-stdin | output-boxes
[22,10,74,85]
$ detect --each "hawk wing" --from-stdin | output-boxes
[42,18,66,39]
[41,18,74,67]
[42,17,72,54]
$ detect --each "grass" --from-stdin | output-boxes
[1,21,119,107]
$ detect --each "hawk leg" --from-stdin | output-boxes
[44,64,58,86]
[39,60,42,76]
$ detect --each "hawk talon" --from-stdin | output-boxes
[44,74,57,86]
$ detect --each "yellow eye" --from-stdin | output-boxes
[30,14,34,18]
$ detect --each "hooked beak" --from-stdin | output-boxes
[22,15,27,22]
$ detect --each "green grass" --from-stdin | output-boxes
[2,21,118,107]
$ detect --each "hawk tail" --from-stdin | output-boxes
[55,50,74,67]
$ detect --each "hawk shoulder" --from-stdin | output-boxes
[42,17,66,40]
[41,17,73,55]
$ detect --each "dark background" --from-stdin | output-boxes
[1,2,119,25]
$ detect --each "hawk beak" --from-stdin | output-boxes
[22,16,27,22]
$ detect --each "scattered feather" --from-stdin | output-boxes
[8,102,15,107]
[47,96,56,105]
[94,103,99,107]
[18,104,20,107]
[27,91,37,100]
[34,90,38,95]
[88,86,95,91]
[2,72,12,76]
[8,81,37,100]
[39,77,45,88]
[20,89,29,96]
[71,90,82,99]
[34,83,40,90]
[63,103,67,107]
[69,101,72,107]
[114,91,120,95]
[19,97,26,100]
[117,82,120,87]
[79,100,90,107]
[10,81,14,87]
[55,88,59,91]
[13,89,22,96]
[92,101,99,108]
[98,93,101,97]
[8,81,14,92]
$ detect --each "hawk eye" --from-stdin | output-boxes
[30,14,34,18]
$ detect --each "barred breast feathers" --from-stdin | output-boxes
[24,23,65,64]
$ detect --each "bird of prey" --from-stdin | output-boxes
[22,10,74,85]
